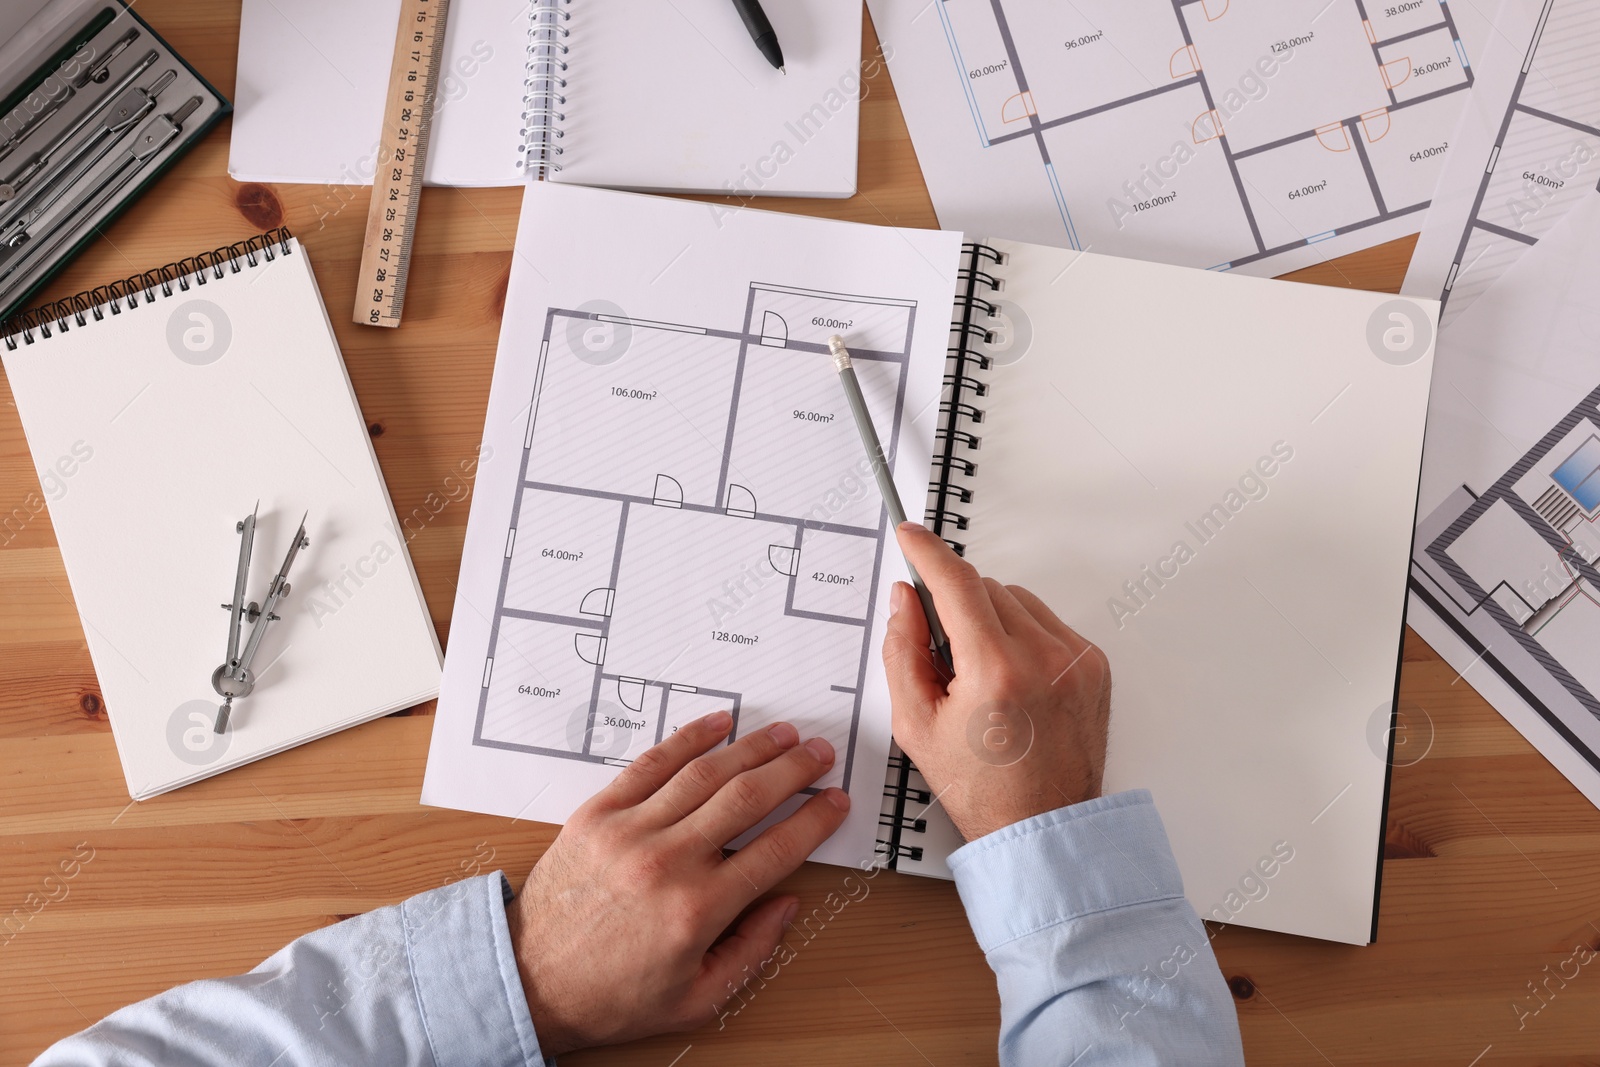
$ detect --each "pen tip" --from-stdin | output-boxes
[779,66,786,75]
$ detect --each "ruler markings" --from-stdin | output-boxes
[353,0,451,329]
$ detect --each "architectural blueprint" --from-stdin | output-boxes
[1403,0,1600,325]
[868,0,1487,275]
[472,286,917,790]
[1410,190,1600,808]
[421,182,962,867]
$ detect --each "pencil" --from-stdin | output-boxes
[827,335,955,672]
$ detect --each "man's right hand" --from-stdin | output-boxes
[505,713,849,1056]
[882,522,1112,842]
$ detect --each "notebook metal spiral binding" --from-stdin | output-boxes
[519,0,572,177]
[926,241,1004,555]
[877,752,927,865]
[2,228,293,349]
[878,242,1006,871]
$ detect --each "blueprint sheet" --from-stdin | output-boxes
[1410,189,1600,808]
[1403,0,1600,324]
[421,183,962,867]
[868,0,1488,275]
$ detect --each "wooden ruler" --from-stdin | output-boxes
[353,0,451,328]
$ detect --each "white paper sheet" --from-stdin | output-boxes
[544,0,861,196]
[1409,189,1600,811]
[230,0,530,188]
[421,183,961,868]
[867,0,1487,276]
[1,241,442,799]
[1402,0,1600,324]
[229,0,861,196]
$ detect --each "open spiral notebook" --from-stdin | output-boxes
[880,236,1434,946]
[229,0,862,196]
[421,181,1435,945]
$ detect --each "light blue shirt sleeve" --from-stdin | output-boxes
[31,872,548,1067]
[947,789,1246,1066]
[34,792,1240,1066]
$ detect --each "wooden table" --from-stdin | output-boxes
[4,4,1598,1064]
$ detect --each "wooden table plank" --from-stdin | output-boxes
[4,3,1599,1065]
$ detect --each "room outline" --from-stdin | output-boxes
[1434,0,1600,320]
[1411,382,1600,774]
[936,0,1475,270]
[469,281,922,794]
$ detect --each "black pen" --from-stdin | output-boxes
[731,0,785,73]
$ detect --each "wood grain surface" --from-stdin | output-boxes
[3,4,1598,1065]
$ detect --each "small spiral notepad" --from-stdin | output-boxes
[1,232,442,799]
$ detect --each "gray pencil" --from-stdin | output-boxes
[827,335,954,672]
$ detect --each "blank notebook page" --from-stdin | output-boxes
[230,0,530,187]
[229,0,861,196]
[1,240,441,799]
[959,242,1434,945]
[549,0,861,195]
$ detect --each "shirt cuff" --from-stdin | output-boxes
[946,789,1186,954]
[402,871,548,1067]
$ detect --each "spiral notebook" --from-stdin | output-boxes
[0,231,442,800]
[229,0,861,196]
[881,239,1437,947]
[420,182,1434,945]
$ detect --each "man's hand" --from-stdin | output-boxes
[504,713,850,1056]
[884,522,1111,842]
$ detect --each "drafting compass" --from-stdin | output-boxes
[212,506,310,733]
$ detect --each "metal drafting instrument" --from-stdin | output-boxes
[212,507,311,733]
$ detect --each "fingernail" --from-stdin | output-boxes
[704,711,732,732]
[824,788,851,812]
[897,521,927,534]
[804,737,834,763]
[767,722,799,748]
[890,581,907,616]
[781,899,799,928]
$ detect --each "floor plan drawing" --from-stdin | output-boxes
[467,283,919,794]
[871,0,1483,275]
[1412,386,1600,775]
[1404,186,1600,807]
[1404,0,1600,324]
